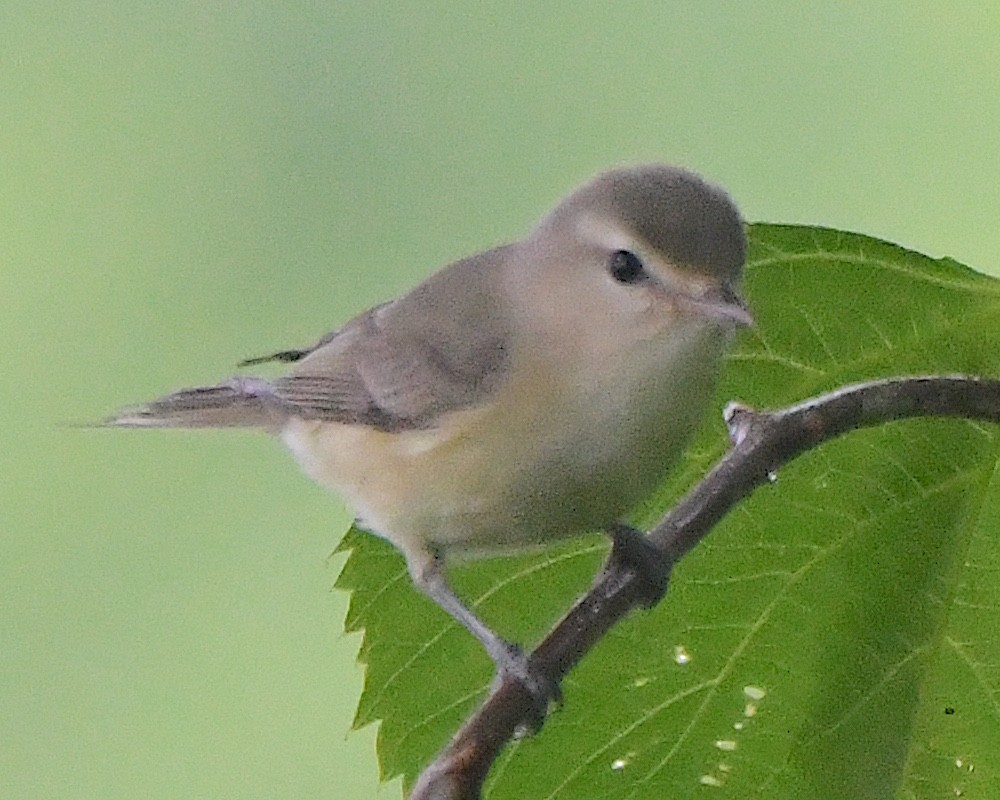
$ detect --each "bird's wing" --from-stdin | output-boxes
[273,246,514,432]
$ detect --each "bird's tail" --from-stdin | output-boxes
[105,377,284,429]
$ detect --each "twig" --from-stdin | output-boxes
[410,375,1000,800]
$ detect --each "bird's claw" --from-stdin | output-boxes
[490,641,561,732]
[606,523,672,607]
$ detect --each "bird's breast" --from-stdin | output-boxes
[281,320,728,562]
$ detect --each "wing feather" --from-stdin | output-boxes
[273,246,514,431]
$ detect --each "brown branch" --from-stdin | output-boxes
[410,375,1000,800]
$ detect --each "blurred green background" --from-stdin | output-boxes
[3,3,998,799]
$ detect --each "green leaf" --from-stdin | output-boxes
[336,225,1000,798]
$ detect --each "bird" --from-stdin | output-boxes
[107,164,752,701]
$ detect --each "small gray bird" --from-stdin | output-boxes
[108,164,751,694]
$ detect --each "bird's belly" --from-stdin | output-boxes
[281,324,726,562]
[281,406,561,561]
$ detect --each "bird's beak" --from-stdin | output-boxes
[677,283,754,328]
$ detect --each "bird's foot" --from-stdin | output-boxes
[606,523,673,607]
[487,639,561,733]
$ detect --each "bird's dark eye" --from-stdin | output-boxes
[608,250,646,284]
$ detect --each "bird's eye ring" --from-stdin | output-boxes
[608,250,646,284]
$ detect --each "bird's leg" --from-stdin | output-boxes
[413,552,558,725]
[604,523,673,607]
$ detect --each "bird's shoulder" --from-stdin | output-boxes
[272,245,516,431]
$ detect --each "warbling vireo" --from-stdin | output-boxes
[108,164,752,693]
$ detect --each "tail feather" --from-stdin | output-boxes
[105,378,284,429]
